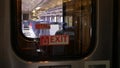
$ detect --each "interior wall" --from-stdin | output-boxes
[0,0,12,68]
[88,0,113,61]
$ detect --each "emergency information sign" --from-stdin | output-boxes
[40,35,69,46]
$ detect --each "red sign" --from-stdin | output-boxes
[40,35,69,46]
[35,24,50,29]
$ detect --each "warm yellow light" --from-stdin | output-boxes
[32,10,36,13]
[39,61,49,63]
[63,0,71,2]
[36,7,41,10]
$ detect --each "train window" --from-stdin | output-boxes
[11,0,97,62]
[21,0,63,38]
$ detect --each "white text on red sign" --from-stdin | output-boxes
[40,35,69,46]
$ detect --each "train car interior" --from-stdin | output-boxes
[0,0,116,68]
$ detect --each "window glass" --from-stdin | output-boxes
[11,0,96,62]
[22,0,63,38]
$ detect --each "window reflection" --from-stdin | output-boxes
[22,0,63,38]
[11,0,96,61]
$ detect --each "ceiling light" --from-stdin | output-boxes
[32,10,36,13]
[35,7,41,10]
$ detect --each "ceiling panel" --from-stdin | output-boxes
[22,0,47,12]
[22,0,62,13]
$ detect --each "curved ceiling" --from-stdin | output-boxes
[22,0,48,12]
[22,0,62,12]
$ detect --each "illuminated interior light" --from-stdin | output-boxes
[32,13,36,16]
[44,61,49,63]
[36,49,41,52]
[39,61,49,63]
[36,7,41,10]
[32,10,36,13]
